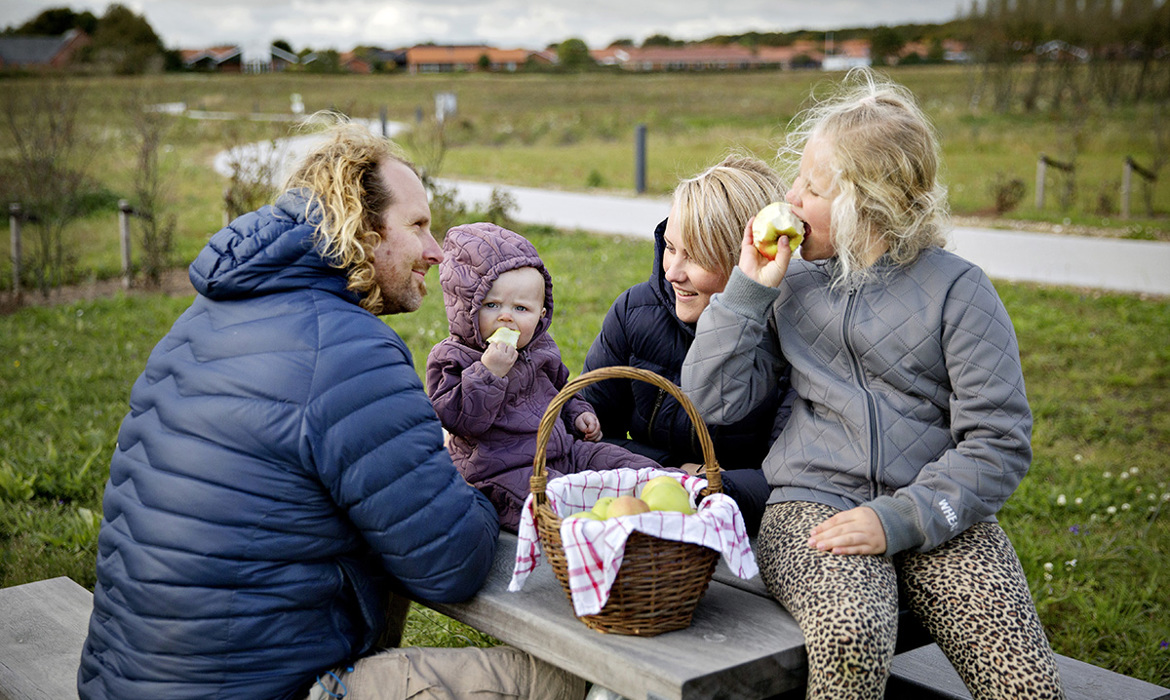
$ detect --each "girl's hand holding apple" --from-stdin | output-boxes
[739,218,792,289]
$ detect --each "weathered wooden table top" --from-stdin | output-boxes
[414,532,807,700]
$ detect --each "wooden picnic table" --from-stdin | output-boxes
[6,539,1162,699]
[412,531,809,700]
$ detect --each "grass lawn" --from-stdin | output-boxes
[1,66,1168,687]
[1,222,1167,686]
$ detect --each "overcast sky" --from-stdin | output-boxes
[3,0,966,59]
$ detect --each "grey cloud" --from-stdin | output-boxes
[3,0,962,54]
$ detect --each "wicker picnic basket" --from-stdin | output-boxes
[528,365,723,636]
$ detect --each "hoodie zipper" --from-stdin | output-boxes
[842,288,881,501]
[648,388,706,463]
[646,388,667,438]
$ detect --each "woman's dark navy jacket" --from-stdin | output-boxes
[77,191,500,700]
[581,219,792,532]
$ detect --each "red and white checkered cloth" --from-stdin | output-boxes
[507,467,758,617]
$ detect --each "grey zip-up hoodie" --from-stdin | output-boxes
[681,248,1032,556]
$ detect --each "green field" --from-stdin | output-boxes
[1,67,1168,687]
[0,65,1167,291]
[2,222,1168,686]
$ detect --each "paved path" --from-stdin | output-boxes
[443,180,1169,297]
[215,129,1169,297]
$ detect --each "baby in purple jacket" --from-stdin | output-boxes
[427,222,659,531]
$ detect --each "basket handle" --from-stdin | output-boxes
[530,366,721,508]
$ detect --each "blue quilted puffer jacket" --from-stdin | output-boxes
[78,190,500,700]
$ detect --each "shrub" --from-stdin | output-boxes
[482,187,518,228]
[1095,180,1118,216]
[990,173,1026,214]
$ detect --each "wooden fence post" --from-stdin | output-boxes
[1035,154,1074,211]
[1121,156,1157,219]
[1122,158,1133,219]
[1035,154,1048,210]
[118,199,134,288]
[8,203,21,296]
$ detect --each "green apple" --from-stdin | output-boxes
[606,495,651,518]
[591,496,617,518]
[751,201,804,261]
[639,475,682,502]
[640,477,695,514]
[565,510,602,521]
[487,327,520,347]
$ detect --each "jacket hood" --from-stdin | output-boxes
[649,217,695,340]
[189,189,357,304]
[440,222,554,347]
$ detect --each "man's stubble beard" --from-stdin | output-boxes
[376,276,427,316]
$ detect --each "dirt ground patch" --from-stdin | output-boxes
[952,215,1169,241]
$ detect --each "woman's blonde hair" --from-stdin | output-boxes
[780,68,949,286]
[283,117,418,313]
[673,154,787,277]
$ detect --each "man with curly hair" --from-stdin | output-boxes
[78,121,584,700]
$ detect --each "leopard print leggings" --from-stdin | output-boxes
[757,501,1065,700]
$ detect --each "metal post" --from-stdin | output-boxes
[635,124,647,194]
[118,199,133,288]
[9,203,21,296]
[1035,155,1047,210]
[1122,158,1133,219]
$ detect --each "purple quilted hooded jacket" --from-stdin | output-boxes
[426,223,592,520]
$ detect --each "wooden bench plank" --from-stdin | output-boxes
[5,570,1163,700]
[711,554,932,655]
[415,532,809,700]
[0,577,91,700]
[888,643,1170,700]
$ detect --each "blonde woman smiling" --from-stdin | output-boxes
[582,154,795,535]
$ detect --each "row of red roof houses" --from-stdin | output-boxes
[175,44,541,74]
[1,32,971,74]
[250,41,878,74]
[190,38,973,74]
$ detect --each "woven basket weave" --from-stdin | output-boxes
[528,366,721,636]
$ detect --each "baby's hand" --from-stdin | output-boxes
[575,412,602,441]
[482,340,517,378]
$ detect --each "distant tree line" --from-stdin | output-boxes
[964,0,1170,110]
[2,4,179,73]
[709,21,973,49]
[5,2,1168,87]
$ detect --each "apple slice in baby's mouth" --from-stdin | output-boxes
[487,327,520,347]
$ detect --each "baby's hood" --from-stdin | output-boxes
[439,222,554,347]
